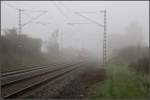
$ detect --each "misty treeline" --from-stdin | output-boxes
[108,22,149,75]
[0,28,79,73]
[46,29,85,62]
[0,28,46,72]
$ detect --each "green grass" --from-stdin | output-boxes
[90,62,149,99]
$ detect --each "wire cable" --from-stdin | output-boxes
[53,2,69,20]
[58,1,72,14]
[22,11,48,27]
[75,12,104,27]
[22,9,48,13]
[4,3,18,10]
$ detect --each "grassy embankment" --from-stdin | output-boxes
[90,62,149,99]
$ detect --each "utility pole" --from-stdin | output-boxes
[5,3,48,33]
[103,10,107,66]
[18,9,22,35]
[67,10,107,66]
[18,9,23,48]
[61,31,63,50]
[18,9,23,65]
[60,30,64,62]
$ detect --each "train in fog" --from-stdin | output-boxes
[77,48,88,61]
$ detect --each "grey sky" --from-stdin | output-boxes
[1,1,149,57]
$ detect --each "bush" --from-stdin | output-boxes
[129,57,149,75]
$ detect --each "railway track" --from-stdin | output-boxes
[2,62,68,77]
[1,62,78,86]
[1,62,84,99]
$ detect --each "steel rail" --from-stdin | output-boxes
[2,64,58,77]
[1,61,72,77]
[1,62,81,86]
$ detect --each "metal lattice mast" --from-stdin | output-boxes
[18,9,23,48]
[4,3,48,33]
[61,30,63,50]
[18,9,23,65]
[103,10,107,66]
[67,10,107,66]
[18,9,23,35]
